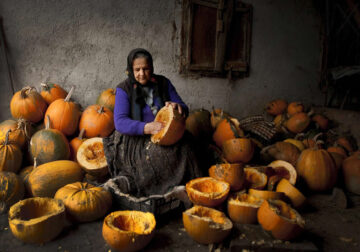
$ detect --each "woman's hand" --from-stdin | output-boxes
[165,101,183,115]
[144,121,164,135]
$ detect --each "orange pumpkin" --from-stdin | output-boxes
[286,112,310,133]
[296,148,337,191]
[287,102,304,116]
[0,130,23,173]
[151,106,186,146]
[69,128,86,161]
[54,182,112,222]
[79,105,114,138]
[257,199,304,240]
[312,114,329,130]
[227,191,263,224]
[40,82,68,105]
[0,119,34,149]
[0,171,24,212]
[244,167,268,189]
[342,154,360,195]
[96,88,116,111]
[185,108,213,140]
[210,108,230,128]
[183,205,232,244]
[327,146,347,158]
[29,116,70,165]
[222,138,254,163]
[248,189,285,201]
[44,87,81,136]
[261,141,300,166]
[208,163,245,191]
[266,99,288,116]
[213,118,244,148]
[276,179,306,208]
[10,86,47,123]
[186,177,230,207]
[336,137,354,153]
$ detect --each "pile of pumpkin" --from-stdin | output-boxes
[181,99,359,245]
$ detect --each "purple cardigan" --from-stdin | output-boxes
[114,80,188,135]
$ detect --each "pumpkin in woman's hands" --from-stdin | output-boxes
[10,86,47,123]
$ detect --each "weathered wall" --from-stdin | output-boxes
[0,0,322,121]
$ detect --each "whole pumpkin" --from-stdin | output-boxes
[69,128,87,161]
[213,118,244,148]
[0,171,24,212]
[312,114,329,130]
[29,117,70,165]
[10,86,47,123]
[79,105,114,138]
[266,99,288,116]
[286,112,310,134]
[209,163,245,191]
[0,119,34,149]
[342,154,360,195]
[0,130,23,173]
[296,148,337,191]
[40,82,68,105]
[287,102,304,116]
[44,87,81,136]
[186,108,213,140]
[54,182,112,222]
[210,108,230,128]
[222,138,254,163]
[96,88,116,111]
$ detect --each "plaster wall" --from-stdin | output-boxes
[0,0,322,121]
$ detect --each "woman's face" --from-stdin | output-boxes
[132,57,152,85]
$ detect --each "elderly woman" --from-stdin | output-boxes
[103,48,202,197]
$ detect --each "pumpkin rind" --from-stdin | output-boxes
[102,210,156,252]
[296,149,337,191]
[248,189,285,201]
[183,205,232,244]
[151,106,186,146]
[186,177,230,207]
[257,199,305,240]
[244,167,268,189]
[28,160,84,197]
[0,172,24,212]
[209,163,245,191]
[79,105,115,138]
[276,179,306,208]
[10,86,47,123]
[55,182,112,222]
[8,197,65,243]
[227,191,263,224]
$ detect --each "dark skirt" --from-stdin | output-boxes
[103,130,202,197]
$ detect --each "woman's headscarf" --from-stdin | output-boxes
[126,48,154,85]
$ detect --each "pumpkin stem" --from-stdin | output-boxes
[79,128,85,140]
[98,106,105,114]
[40,82,49,91]
[45,115,51,130]
[4,129,11,145]
[17,118,32,139]
[307,108,314,117]
[112,88,116,95]
[295,133,305,140]
[64,86,74,102]
[33,157,37,169]
[313,132,323,142]
[20,86,34,99]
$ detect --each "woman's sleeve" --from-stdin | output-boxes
[113,88,146,135]
[167,80,189,117]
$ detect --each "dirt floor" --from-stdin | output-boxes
[0,189,359,252]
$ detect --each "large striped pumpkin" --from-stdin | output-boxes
[0,171,24,212]
[10,86,47,123]
[29,116,70,165]
[44,87,81,136]
[0,130,23,173]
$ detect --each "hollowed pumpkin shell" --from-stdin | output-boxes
[0,171,24,212]
[77,137,108,177]
[276,179,306,208]
[183,205,232,244]
[8,197,65,243]
[186,177,230,207]
[222,138,254,163]
[208,163,245,191]
[244,167,268,189]
[257,199,305,240]
[55,182,112,222]
[249,189,285,201]
[151,106,185,146]
[268,160,297,187]
[102,210,156,252]
[227,191,263,224]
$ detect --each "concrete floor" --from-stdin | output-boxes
[1,191,359,252]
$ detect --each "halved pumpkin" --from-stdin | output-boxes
[77,137,108,177]
[248,189,285,201]
[244,167,268,190]
[183,205,232,244]
[276,179,306,208]
[257,199,305,240]
[267,160,297,190]
[151,106,185,146]
[208,163,245,191]
[8,197,65,243]
[102,210,156,252]
[186,177,230,207]
[227,191,263,224]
